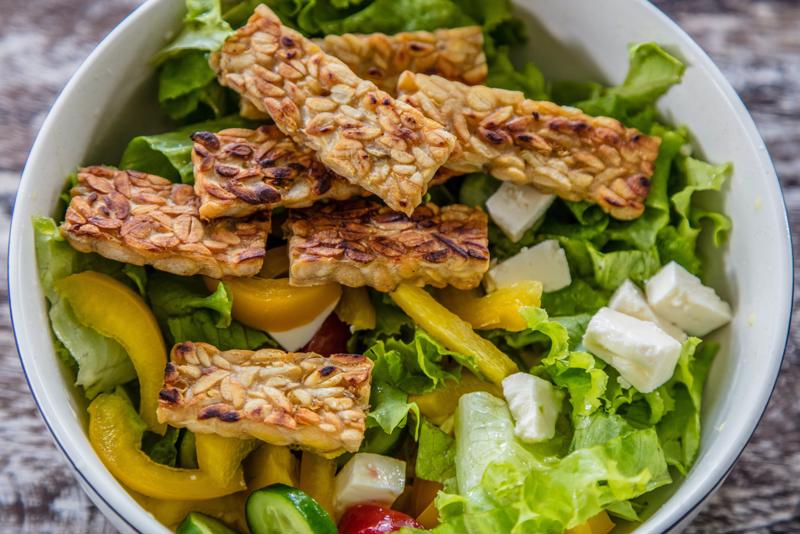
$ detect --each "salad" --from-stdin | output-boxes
[33,0,735,533]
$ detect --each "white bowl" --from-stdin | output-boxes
[8,0,792,532]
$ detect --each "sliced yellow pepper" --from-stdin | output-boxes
[88,392,246,500]
[259,245,290,279]
[204,277,341,333]
[335,287,376,331]
[566,510,615,534]
[195,433,259,486]
[245,443,299,491]
[129,489,248,532]
[298,451,337,516]
[56,271,166,433]
[390,284,518,386]
[410,371,502,425]
[437,281,542,331]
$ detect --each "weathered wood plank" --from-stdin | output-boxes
[0,1,797,533]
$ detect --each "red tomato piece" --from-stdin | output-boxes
[338,504,422,534]
[302,313,350,356]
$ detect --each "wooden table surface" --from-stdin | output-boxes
[1,1,798,532]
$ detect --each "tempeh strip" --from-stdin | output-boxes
[62,166,270,278]
[213,5,457,215]
[192,125,366,219]
[157,342,373,457]
[397,72,661,220]
[286,199,489,292]
[314,26,487,94]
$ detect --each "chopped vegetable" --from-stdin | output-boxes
[301,314,350,356]
[565,511,615,534]
[299,452,337,517]
[88,390,245,500]
[436,281,543,331]
[177,512,239,534]
[245,444,299,492]
[336,287,377,331]
[56,271,166,433]
[246,484,337,534]
[390,283,518,385]
[194,434,258,486]
[204,277,341,333]
[410,371,501,425]
[337,504,421,534]
[130,491,247,532]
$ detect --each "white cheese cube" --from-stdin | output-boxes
[268,297,340,352]
[333,453,406,515]
[582,307,682,393]
[486,182,555,242]
[645,261,732,337]
[486,240,571,292]
[502,373,562,443]
[609,279,687,342]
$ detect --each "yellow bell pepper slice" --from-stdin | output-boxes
[130,489,248,532]
[390,284,518,386]
[195,433,259,486]
[56,271,166,433]
[298,451,337,516]
[259,245,290,279]
[204,277,341,333]
[437,281,542,331]
[245,443,299,491]
[566,510,615,534]
[88,391,246,500]
[335,287,376,331]
[410,371,502,425]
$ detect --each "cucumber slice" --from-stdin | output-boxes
[246,484,337,534]
[176,512,237,534]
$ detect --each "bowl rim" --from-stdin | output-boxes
[7,0,793,532]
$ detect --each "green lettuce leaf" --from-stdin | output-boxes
[437,392,670,533]
[540,279,609,316]
[587,244,661,291]
[367,381,421,438]
[142,426,182,467]
[416,419,456,487]
[119,115,251,182]
[34,217,136,398]
[147,272,274,350]
[153,0,235,120]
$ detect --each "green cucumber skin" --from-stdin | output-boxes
[246,484,338,534]
[176,512,238,534]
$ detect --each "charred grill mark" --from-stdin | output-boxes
[433,232,469,258]
[159,387,180,403]
[191,131,220,151]
[320,365,337,376]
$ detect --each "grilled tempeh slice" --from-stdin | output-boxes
[157,341,373,457]
[192,125,366,219]
[397,73,662,220]
[314,26,487,94]
[62,166,270,278]
[213,5,457,215]
[286,199,489,292]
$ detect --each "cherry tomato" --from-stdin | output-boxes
[302,313,350,356]
[338,504,422,534]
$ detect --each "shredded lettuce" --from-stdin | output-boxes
[119,115,251,183]
[33,217,137,398]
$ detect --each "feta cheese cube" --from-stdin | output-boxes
[645,261,732,336]
[333,453,406,515]
[486,240,571,292]
[609,279,687,342]
[582,307,682,393]
[268,297,340,352]
[486,182,555,242]
[501,372,563,443]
